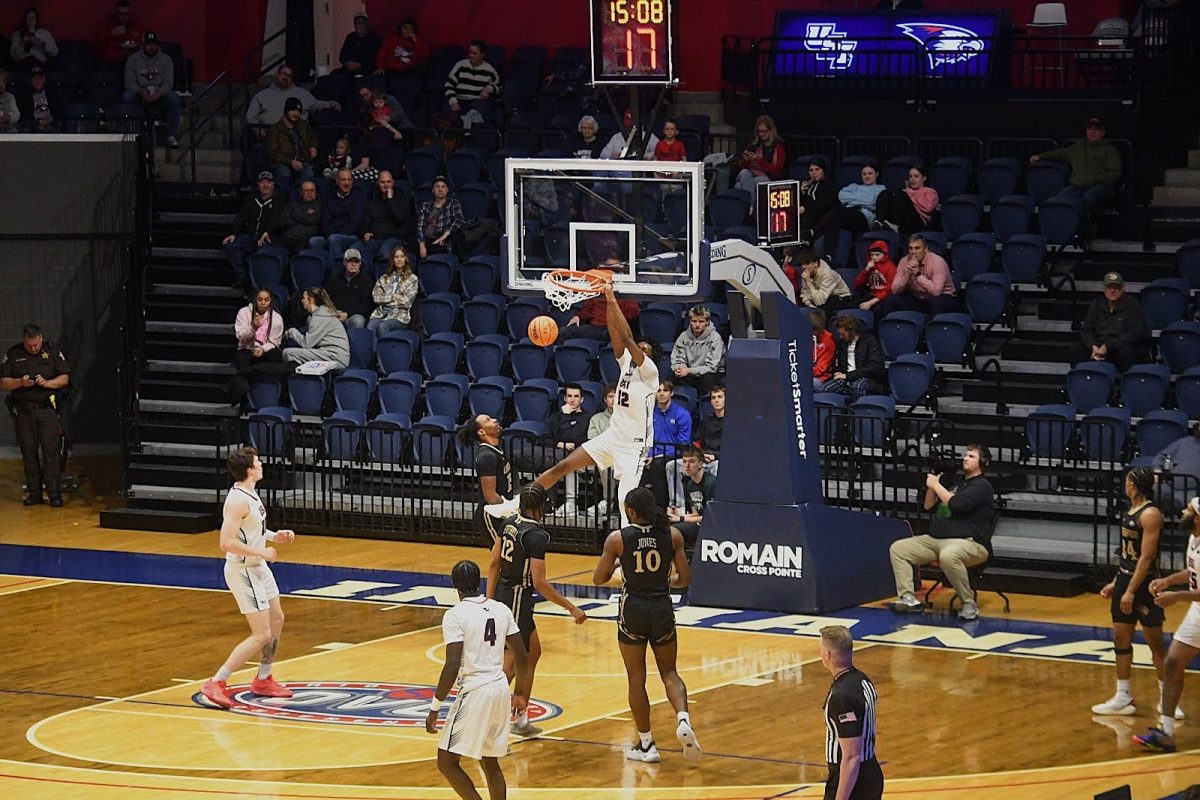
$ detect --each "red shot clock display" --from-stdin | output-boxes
[756,180,801,246]
[590,0,678,84]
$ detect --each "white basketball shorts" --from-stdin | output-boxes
[582,429,647,482]
[223,561,279,614]
[1174,602,1200,649]
[438,677,512,760]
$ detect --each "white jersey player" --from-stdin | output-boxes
[200,447,297,710]
[427,560,532,800]
[1136,497,1200,753]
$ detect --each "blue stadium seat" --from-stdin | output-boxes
[324,412,363,462]
[405,147,442,189]
[925,313,973,365]
[1137,409,1188,458]
[881,156,922,192]
[640,307,680,344]
[663,192,689,237]
[577,380,604,414]
[921,232,948,259]
[1066,361,1116,413]
[1001,234,1047,284]
[672,384,699,419]
[463,294,506,338]
[964,273,1011,325]
[457,185,491,221]
[378,372,420,417]
[421,332,464,378]
[1120,364,1171,417]
[1026,160,1069,205]
[930,157,973,200]
[1176,367,1200,419]
[333,368,377,413]
[503,420,549,450]
[347,327,376,370]
[411,415,455,466]
[514,381,555,421]
[287,373,327,416]
[709,191,750,233]
[1140,278,1189,330]
[469,377,512,420]
[951,233,996,282]
[447,149,484,188]
[554,341,598,383]
[249,246,289,289]
[1025,404,1074,459]
[990,195,1034,243]
[418,292,461,335]
[1081,406,1131,463]
[465,334,509,379]
[366,413,410,464]
[248,406,292,457]
[1178,239,1200,291]
[813,392,847,444]
[878,311,925,359]
[888,352,936,406]
[856,231,900,269]
[1037,194,1082,247]
[599,346,620,384]
[376,329,419,373]
[290,250,329,289]
[850,395,895,449]
[461,257,500,297]
[977,157,1021,204]
[418,259,458,295]
[246,377,282,412]
[1160,322,1200,374]
[506,299,547,340]
[940,194,984,241]
[835,308,875,332]
[262,283,288,312]
[510,341,550,381]
[424,376,466,419]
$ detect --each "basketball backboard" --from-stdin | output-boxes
[502,158,709,303]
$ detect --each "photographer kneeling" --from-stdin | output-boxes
[888,444,995,622]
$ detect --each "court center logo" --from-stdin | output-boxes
[896,23,985,69]
[191,681,563,727]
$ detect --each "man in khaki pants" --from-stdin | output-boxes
[888,445,995,622]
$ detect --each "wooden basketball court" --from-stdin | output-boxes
[3,460,1200,799]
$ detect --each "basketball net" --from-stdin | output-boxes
[544,269,613,312]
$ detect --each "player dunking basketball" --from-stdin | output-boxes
[593,487,701,764]
[201,447,296,709]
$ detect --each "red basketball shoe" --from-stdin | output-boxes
[250,675,294,698]
[200,679,234,709]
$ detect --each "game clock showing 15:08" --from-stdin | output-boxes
[590,0,678,84]
[757,181,801,246]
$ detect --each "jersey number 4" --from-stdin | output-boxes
[633,549,661,573]
[484,617,497,646]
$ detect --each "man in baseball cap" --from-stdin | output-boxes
[1071,270,1151,372]
[1029,115,1122,217]
[338,10,381,76]
[122,28,182,145]
[323,248,374,329]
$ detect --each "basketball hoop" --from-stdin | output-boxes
[543,269,613,311]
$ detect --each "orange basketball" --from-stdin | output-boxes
[528,315,558,347]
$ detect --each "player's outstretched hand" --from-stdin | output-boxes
[262,546,278,563]
[276,529,296,544]
[569,606,587,625]
[425,708,439,734]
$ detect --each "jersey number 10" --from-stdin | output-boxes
[633,549,661,573]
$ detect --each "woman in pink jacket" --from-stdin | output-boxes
[230,287,285,404]
[873,164,939,235]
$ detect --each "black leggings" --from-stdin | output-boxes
[230,348,286,402]
[875,190,925,234]
[812,205,871,243]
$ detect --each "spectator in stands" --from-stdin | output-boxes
[317,169,367,260]
[798,158,838,234]
[810,309,836,389]
[1070,271,1150,372]
[852,240,897,314]
[546,383,592,515]
[323,136,355,180]
[1031,117,1123,214]
[878,233,957,317]
[10,7,56,70]
[360,170,413,259]
[655,119,687,164]
[246,64,341,131]
[874,164,938,235]
[600,109,658,160]
[222,171,285,291]
[666,385,723,507]
[22,66,59,132]
[357,83,414,135]
[586,384,618,517]
[557,292,638,343]
[368,245,419,335]
[808,164,886,248]
[417,176,465,258]
[569,116,605,160]
[322,249,374,329]
[445,40,501,128]
[230,287,284,404]
[283,287,350,368]
[668,446,717,555]
[338,11,381,77]
[0,69,20,133]
[281,180,321,253]
[96,0,140,71]
[735,115,786,195]
[1154,425,1200,515]
[671,306,724,395]
[378,17,427,80]
[888,444,995,622]
[266,97,318,197]
[122,31,181,147]
[789,249,852,314]
[823,315,885,399]
[644,379,693,508]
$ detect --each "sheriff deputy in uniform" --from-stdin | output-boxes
[1,324,69,507]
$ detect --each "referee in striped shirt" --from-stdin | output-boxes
[820,626,883,800]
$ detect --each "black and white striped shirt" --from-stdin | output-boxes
[824,666,878,765]
[444,58,501,101]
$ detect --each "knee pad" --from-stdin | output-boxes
[1113,646,1134,656]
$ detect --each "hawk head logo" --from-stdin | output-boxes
[897,23,985,69]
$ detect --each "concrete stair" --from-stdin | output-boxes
[1154,133,1200,207]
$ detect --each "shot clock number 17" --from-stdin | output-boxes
[590,0,678,84]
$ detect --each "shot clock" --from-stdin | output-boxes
[756,180,801,246]
[590,0,678,84]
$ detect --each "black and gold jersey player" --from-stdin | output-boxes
[1,324,69,507]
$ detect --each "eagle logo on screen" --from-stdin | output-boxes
[896,23,985,69]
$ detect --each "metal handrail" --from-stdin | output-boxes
[241,22,299,120]
[185,70,235,183]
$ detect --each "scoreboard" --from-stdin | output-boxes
[756,180,801,246]
[590,0,679,85]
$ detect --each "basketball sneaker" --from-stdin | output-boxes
[1133,727,1177,753]
[625,740,661,763]
[485,498,519,518]
[200,679,234,709]
[510,719,544,737]
[250,675,294,698]
[1156,701,1186,720]
[1091,693,1136,715]
[887,594,924,615]
[676,718,703,764]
